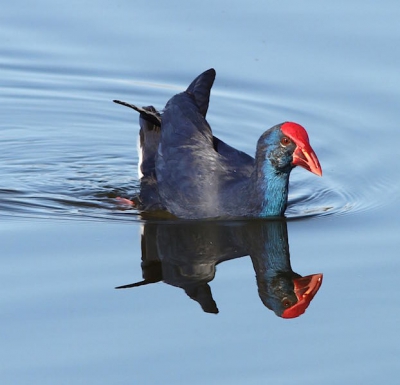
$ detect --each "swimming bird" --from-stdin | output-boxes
[114,68,321,219]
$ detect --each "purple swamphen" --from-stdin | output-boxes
[114,69,322,219]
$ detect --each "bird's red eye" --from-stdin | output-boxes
[281,297,292,308]
[280,137,291,147]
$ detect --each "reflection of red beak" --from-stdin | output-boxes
[282,273,323,319]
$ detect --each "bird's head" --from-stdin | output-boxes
[258,272,323,318]
[281,273,323,318]
[256,122,322,176]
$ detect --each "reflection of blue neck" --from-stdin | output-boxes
[262,220,291,274]
[249,220,295,316]
[259,160,289,217]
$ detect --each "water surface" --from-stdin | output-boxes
[1,1,400,384]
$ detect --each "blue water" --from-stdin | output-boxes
[1,1,400,384]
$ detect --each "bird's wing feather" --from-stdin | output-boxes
[156,92,223,217]
[213,136,255,177]
[185,68,216,117]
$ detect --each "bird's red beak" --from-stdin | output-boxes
[282,273,323,319]
[292,143,322,176]
[280,122,322,176]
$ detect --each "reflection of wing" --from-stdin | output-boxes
[115,221,248,313]
[156,221,247,263]
[116,220,323,318]
[155,221,247,314]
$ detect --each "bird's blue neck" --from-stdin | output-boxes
[257,160,290,217]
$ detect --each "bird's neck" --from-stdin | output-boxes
[256,160,290,217]
[249,220,292,274]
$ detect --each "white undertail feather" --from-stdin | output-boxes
[137,135,143,179]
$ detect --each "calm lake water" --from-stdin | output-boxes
[2,1,400,384]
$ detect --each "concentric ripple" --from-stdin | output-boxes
[0,177,360,222]
[1,62,393,223]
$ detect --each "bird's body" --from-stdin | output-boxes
[114,69,321,219]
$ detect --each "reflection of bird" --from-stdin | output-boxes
[116,219,323,318]
[114,69,322,219]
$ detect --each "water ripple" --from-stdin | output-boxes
[1,62,393,223]
[287,183,354,219]
[0,177,361,222]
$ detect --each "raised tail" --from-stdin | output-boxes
[114,100,161,178]
[113,100,161,126]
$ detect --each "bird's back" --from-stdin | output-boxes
[156,70,256,218]
[115,69,258,218]
[156,91,224,217]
